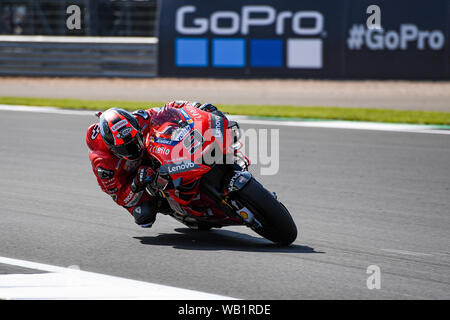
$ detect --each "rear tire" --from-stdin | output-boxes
[237,178,298,245]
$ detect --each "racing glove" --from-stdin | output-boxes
[198,103,228,120]
[198,103,218,113]
[130,167,156,193]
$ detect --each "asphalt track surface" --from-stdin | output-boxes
[1,109,449,299]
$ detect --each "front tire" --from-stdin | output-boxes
[237,178,298,245]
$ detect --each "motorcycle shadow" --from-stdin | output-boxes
[134,228,324,253]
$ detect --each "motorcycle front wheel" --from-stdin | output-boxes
[237,178,298,245]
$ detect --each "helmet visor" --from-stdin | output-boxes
[111,133,144,160]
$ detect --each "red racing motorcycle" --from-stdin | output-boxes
[144,105,297,245]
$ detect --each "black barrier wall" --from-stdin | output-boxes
[158,0,450,79]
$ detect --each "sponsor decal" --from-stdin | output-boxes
[212,115,223,138]
[165,156,189,164]
[97,167,114,180]
[154,137,178,146]
[347,24,445,51]
[102,179,116,188]
[149,145,171,156]
[116,127,132,139]
[164,160,200,175]
[124,190,144,208]
[124,191,134,203]
[128,191,144,207]
[171,125,192,141]
[228,171,251,192]
[239,211,248,220]
[176,5,323,36]
[111,119,128,132]
[228,172,240,191]
[186,106,202,120]
[175,5,324,69]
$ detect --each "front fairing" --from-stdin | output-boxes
[146,106,226,181]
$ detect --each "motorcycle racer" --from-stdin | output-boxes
[85,101,220,228]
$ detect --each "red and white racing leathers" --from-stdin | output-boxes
[85,101,199,216]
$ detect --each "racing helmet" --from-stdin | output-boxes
[99,108,144,160]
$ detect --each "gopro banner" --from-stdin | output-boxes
[344,0,448,79]
[158,0,449,79]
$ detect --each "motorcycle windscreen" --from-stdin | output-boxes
[150,107,191,141]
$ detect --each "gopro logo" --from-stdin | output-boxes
[175,5,324,69]
[176,5,323,36]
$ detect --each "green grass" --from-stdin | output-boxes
[1,96,450,125]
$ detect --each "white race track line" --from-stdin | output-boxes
[0,104,97,116]
[1,104,449,135]
[0,256,236,300]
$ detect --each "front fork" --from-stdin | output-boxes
[225,170,266,230]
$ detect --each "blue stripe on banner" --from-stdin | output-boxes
[176,38,208,67]
[212,38,246,67]
[250,39,283,67]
